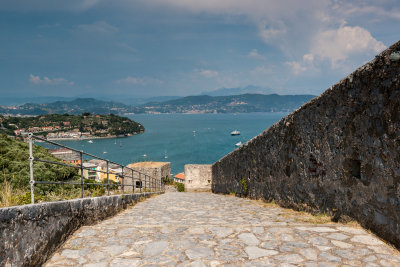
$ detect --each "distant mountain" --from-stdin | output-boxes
[202,85,275,96]
[0,94,316,115]
[132,94,315,113]
[0,96,75,106]
[1,98,131,115]
[114,96,181,106]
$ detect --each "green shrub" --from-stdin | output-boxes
[240,178,248,196]
[176,182,184,192]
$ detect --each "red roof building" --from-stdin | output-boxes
[173,172,185,183]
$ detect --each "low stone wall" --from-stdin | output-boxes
[185,164,212,192]
[212,41,400,247]
[0,192,162,267]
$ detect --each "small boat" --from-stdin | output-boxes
[88,140,93,143]
[103,151,107,154]
[193,130,196,136]
[164,151,168,159]
[143,154,147,157]
[231,130,240,136]
[235,141,242,147]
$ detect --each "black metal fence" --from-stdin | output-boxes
[28,133,164,204]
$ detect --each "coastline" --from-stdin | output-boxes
[44,133,140,141]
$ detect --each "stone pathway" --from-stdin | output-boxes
[45,192,400,267]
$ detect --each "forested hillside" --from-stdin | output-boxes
[0,134,78,206]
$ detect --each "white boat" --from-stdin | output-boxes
[231,130,240,136]
[235,141,242,147]
[87,140,93,143]
[103,151,107,154]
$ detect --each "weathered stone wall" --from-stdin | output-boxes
[129,162,171,183]
[212,41,400,247]
[0,192,161,267]
[185,164,212,192]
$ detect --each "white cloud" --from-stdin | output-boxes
[77,21,118,35]
[311,25,386,68]
[285,61,307,75]
[0,0,101,12]
[250,65,273,76]
[257,20,287,45]
[332,2,400,21]
[115,76,162,85]
[195,69,219,78]
[29,74,74,86]
[303,54,314,63]
[248,49,265,60]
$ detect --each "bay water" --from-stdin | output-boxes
[42,113,287,175]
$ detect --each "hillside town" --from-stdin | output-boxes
[0,113,144,140]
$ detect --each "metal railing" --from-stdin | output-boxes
[28,133,165,204]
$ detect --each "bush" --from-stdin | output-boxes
[176,182,184,192]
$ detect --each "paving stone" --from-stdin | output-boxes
[185,247,214,260]
[60,249,80,259]
[245,246,278,259]
[275,254,304,263]
[109,258,141,267]
[83,263,107,267]
[299,248,318,261]
[325,233,349,240]
[238,233,260,245]
[330,239,353,248]
[102,245,128,256]
[186,260,207,267]
[351,235,385,245]
[210,227,233,238]
[44,193,400,267]
[309,236,329,246]
[320,252,341,262]
[142,241,169,256]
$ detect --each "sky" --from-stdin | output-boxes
[0,0,398,99]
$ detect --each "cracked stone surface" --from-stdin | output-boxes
[45,193,400,266]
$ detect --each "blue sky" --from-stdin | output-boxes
[0,0,398,99]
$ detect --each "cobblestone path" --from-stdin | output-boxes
[45,193,400,267]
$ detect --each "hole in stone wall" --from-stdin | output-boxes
[345,158,361,179]
[350,159,361,179]
[285,165,291,177]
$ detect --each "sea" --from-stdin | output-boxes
[40,113,288,175]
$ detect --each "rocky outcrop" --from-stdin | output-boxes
[212,41,400,247]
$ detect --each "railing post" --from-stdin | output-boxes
[106,161,110,196]
[121,166,124,195]
[80,151,84,198]
[145,175,147,192]
[28,133,35,204]
[132,169,134,193]
[139,173,142,193]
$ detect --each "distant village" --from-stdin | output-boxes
[0,114,144,140]
[12,120,125,140]
[48,148,185,184]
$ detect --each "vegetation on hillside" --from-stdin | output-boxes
[0,94,315,116]
[163,177,184,192]
[0,113,144,138]
[0,134,80,206]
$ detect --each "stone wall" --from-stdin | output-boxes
[128,162,171,187]
[185,164,212,192]
[0,192,161,267]
[212,41,400,247]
